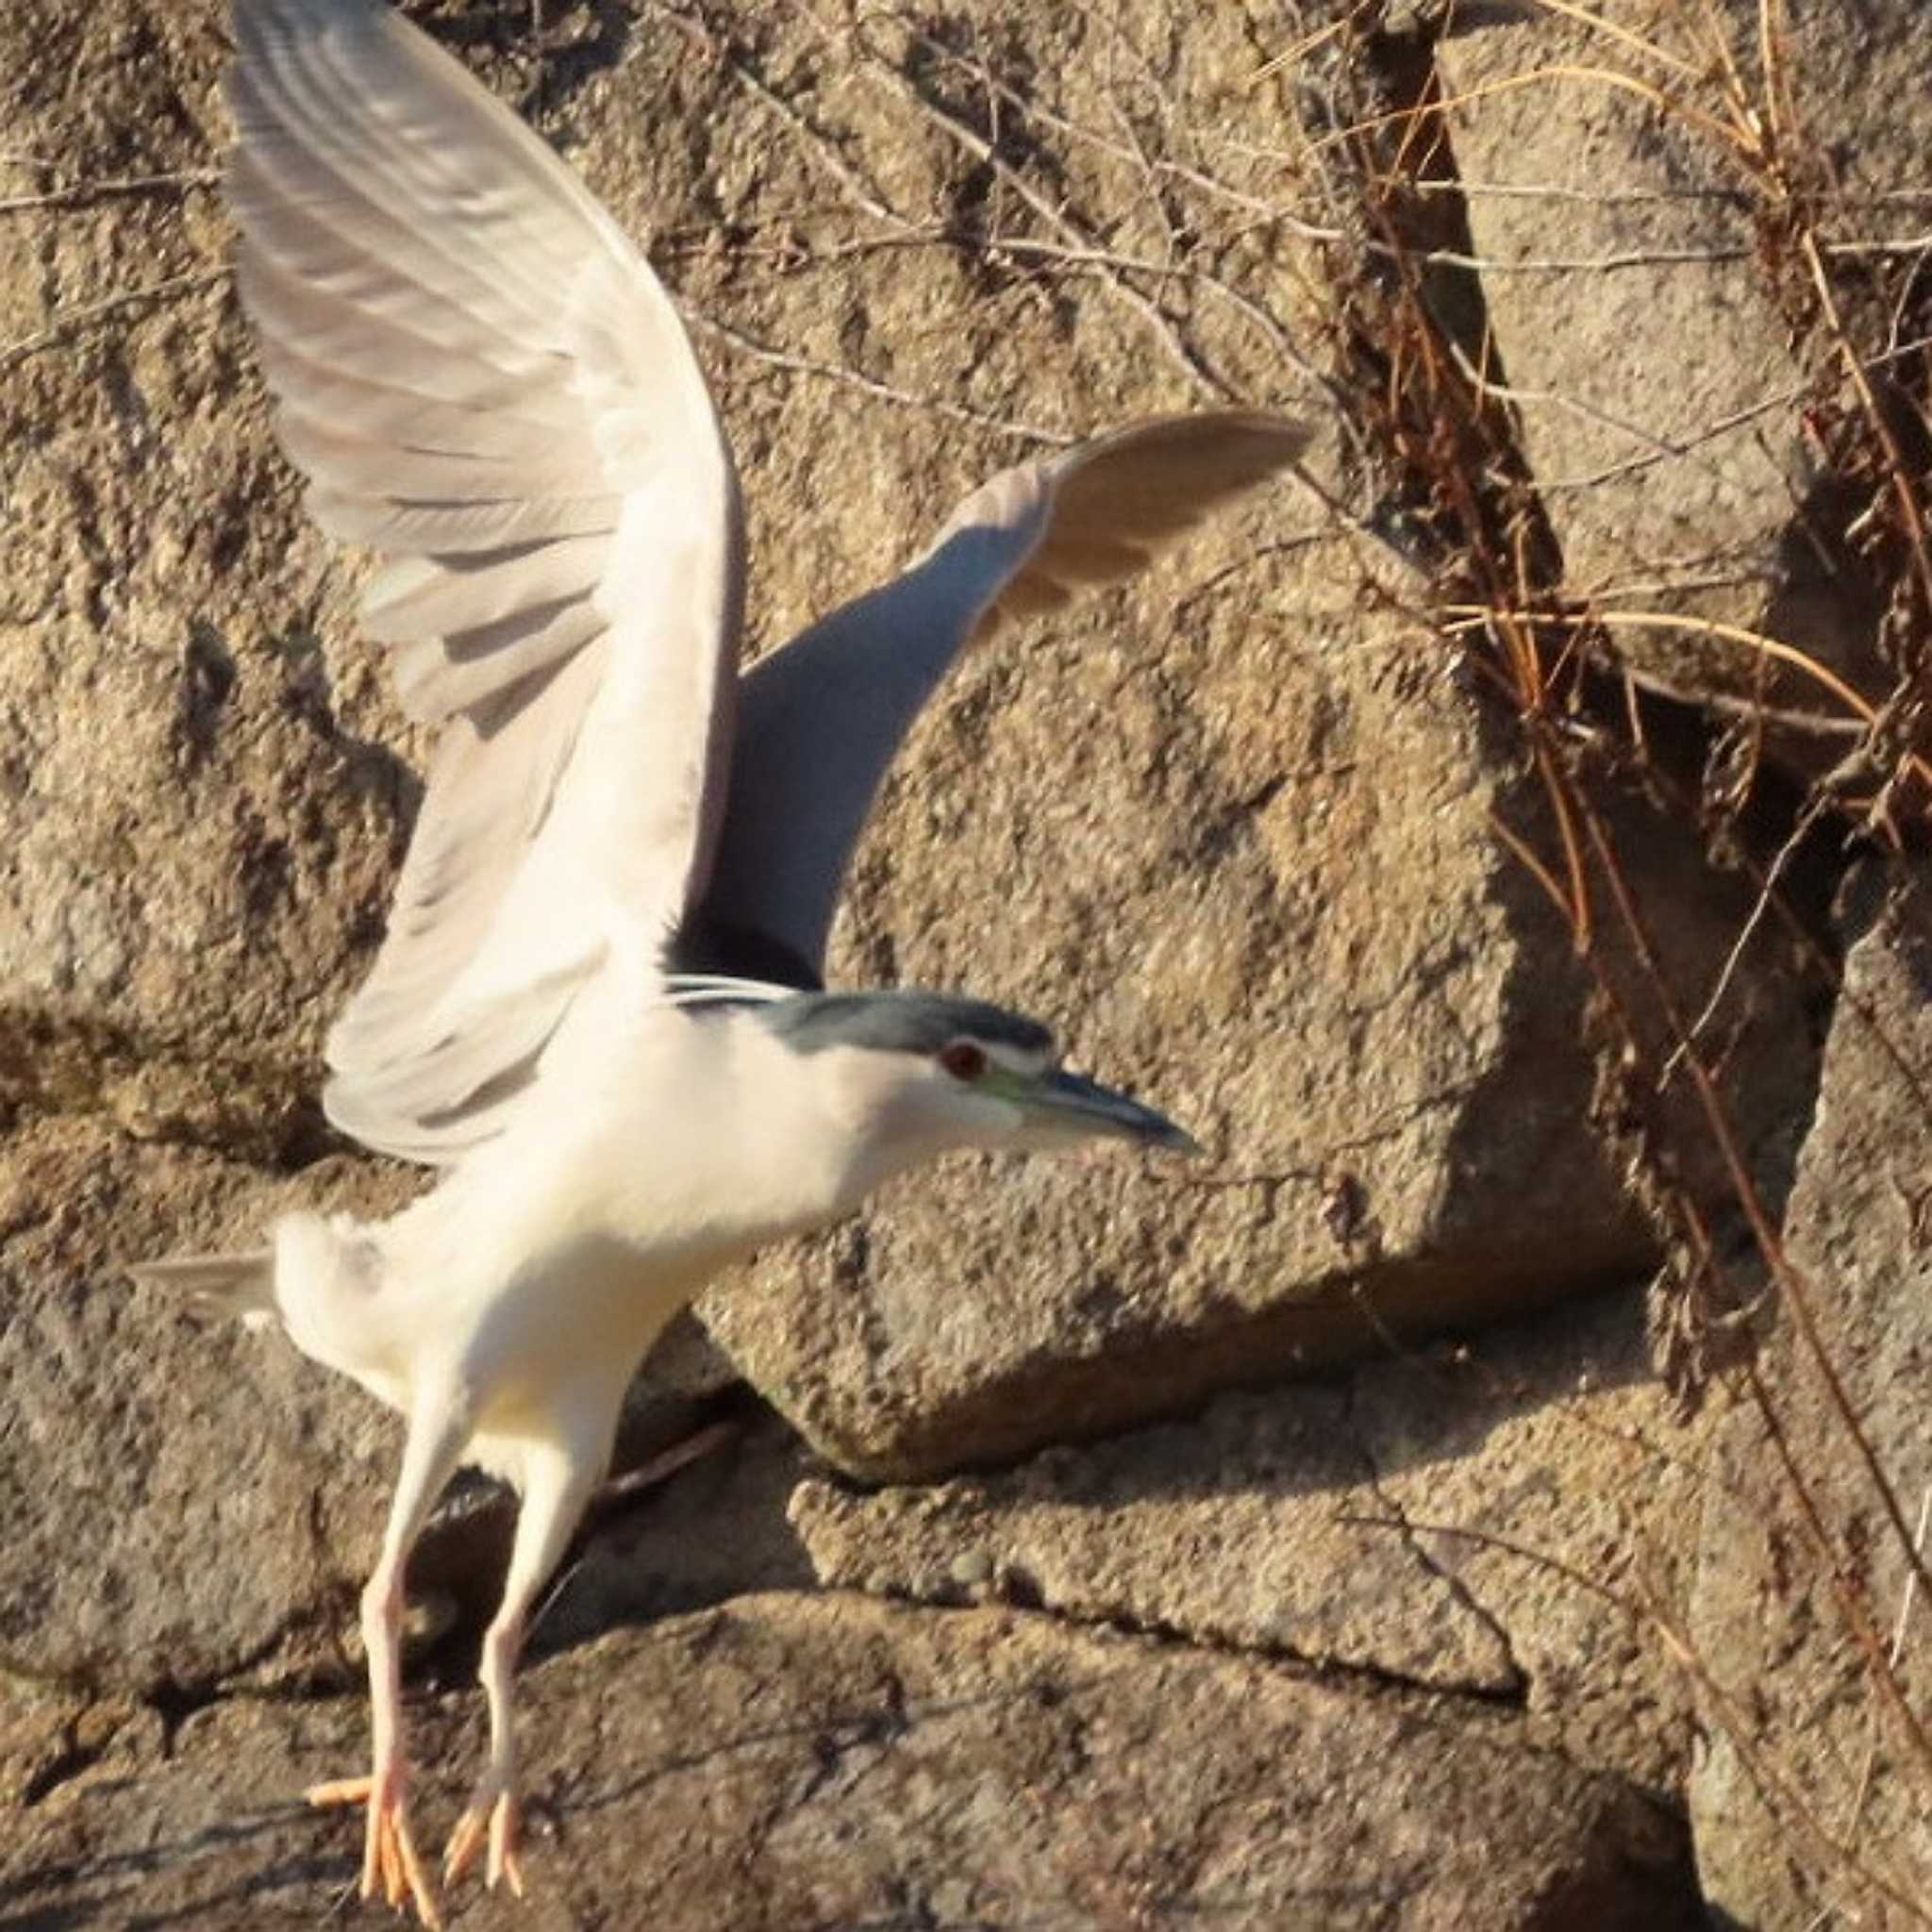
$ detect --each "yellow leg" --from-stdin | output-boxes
[442,1433,599,1902]
[314,1382,475,1929]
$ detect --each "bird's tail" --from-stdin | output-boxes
[128,1248,278,1329]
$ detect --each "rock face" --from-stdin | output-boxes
[6,1594,1703,1932]
[0,1127,404,1690]
[792,1283,1714,1798]
[1436,0,1932,776]
[3,0,425,1694]
[3,1,1925,1927]
[709,720,1817,1480]
[706,607,1637,1480]
[1690,867,1932,1927]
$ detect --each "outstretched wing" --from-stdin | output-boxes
[229,0,742,1163]
[691,412,1308,980]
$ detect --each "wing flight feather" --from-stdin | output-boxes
[694,412,1309,978]
[229,0,742,1163]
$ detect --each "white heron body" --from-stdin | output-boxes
[136,0,1309,1917]
[274,1006,898,1455]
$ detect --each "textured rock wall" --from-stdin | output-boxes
[5,1,1928,1925]
[1691,865,1932,1926]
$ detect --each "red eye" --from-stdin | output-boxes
[940,1041,987,1081]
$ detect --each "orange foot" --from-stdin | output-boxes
[310,1769,442,1927]
[444,1784,525,1897]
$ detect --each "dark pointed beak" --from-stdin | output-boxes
[1024,1068,1202,1154]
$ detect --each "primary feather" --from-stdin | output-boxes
[695,410,1311,976]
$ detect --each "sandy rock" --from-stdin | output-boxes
[1,4,418,1132]
[0,0,425,1693]
[0,1119,408,1692]
[1435,2,1929,760]
[792,1283,1715,1796]
[0,1677,150,1811]
[1690,864,1932,1927]
[4,1592,1703,1930]
[1348,1291,1716,1801]
[704,617,1818,1479]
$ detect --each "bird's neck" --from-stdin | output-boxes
[713,1013,891,1237]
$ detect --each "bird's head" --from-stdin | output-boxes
[758,990,1198,1191]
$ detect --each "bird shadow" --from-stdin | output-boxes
[265,624,423,849]
[800,1269,1671,1561]
[407,1384,818,1683]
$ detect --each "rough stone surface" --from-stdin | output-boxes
[1690,866,1932,1928]
[2,0,1811,1679]
[793,1283,1715,1798]
[3,2,1922,1926]
[0,1120,406,1691]
[708,608,1638,1479]
[1436,1,1928,761]
[5,1594,1704,1931]
[709,713,1818,1479]
[2,0,425,1695]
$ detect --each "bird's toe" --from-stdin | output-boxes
[310,1764,441,1927]
[306,1773,376,1808]
[380,1793,441,1927]
[442,1803,488,1889]
[487,1791,525,1897]
[445,1786,524,1897]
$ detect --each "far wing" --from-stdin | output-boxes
[691,412,1308,981]
[229,0,741,1163]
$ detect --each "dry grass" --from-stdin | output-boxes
[1262,0,1930,1917]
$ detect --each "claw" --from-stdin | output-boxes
[444,1788,524,1897]
[309,1767,441,1927]
[489,1792,525,1898]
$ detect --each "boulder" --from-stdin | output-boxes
[5,1593,1704,1930]
[792,1283,1715,1797]
[1690,863,1932,1926]
[706,619,1818,1478]
[1435,1,1931,770]
[0,1121,404,1692]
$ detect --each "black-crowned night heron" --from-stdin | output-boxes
[135,0,1307,1921]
